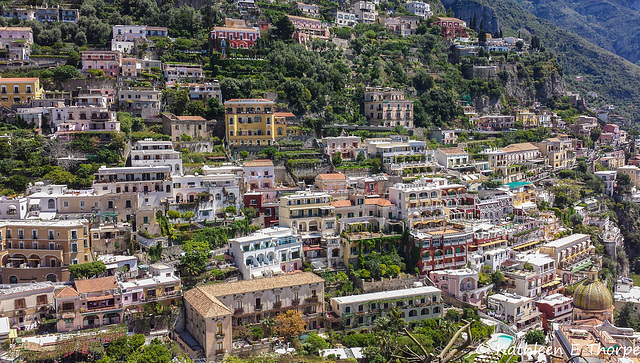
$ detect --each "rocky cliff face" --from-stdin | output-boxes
[472,63,565,115]
[440,0,502,34]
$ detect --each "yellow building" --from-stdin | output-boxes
[515,110,537,128]
[225,98,288,148]
[0,78,43,108]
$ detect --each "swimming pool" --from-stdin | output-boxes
[486,333,514,352]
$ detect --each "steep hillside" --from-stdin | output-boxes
[441,0,640,123]
[515,0,640,65]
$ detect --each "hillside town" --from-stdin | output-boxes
[0,1,636,363]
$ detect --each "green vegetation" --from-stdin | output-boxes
[69,261,107,279]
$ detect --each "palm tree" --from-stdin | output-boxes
[262,317,275,337]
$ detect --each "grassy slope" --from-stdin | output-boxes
[460,0,640,122]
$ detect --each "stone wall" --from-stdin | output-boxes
[355,275,425,293]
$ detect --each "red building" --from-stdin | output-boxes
[535,293,573,331]
[211,26,261,58]
[434,17,467,38]
[243,192,279,227]
[410,223,474,274]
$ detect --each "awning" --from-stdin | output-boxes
[541,278,561,289]
[8,205,16,210]
[29,199,40,205]
[272,267,282,275]
[512,240,540,250]
[572,261,593,273]
[479,239,508,248]
[301,233,322,239]
[312,261,326,270]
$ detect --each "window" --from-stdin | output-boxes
[14,299,26,309]
[71,242,78,253]
[32,230,37,239]
[143,216,149,224]
[71,230,77,239]
[345,306,351,313]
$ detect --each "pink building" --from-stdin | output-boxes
[475,115,515,131]
[286,15,330,45]
[434,17,467,38]
[429,269,492,305]
[55,276,123,332]
[81,51,122,77]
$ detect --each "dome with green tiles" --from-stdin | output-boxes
[573,267,612,312]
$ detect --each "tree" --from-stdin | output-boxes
[44,167,75,185]
[524,329,546,345]
[616,302,638,329]
[617,173,633,195]
[259,146,278,159]
[69,261,107,279]
[332,153,342,166]
[243,207,257,222]
[590,128,602,144]
[181,211,195,220]
[239,150,249,159]
[274,310,306,341]
[167,210,181,220]
[272,16,295,41]
[66,51,81,67]
[181,240,210,276]
[491,271,506,289]
[186,100,206,117]
[52,65,80,83]
[180,134,192,142]
[74,31,87,46]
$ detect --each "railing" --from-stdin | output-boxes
[292,299,300,306]
[234,308,244,315]
[273,301,282,309]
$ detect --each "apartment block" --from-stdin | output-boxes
[164,63,204,83]
[279,191,336,237]
[287,15,330,45]
[0,282,55,329]
[0,27,33,61]
[48,106,120,138]
[117,87,162,118]
[487,293,542,331]
[363,87,413,128]
[0,219,92,283]
[330,286,443,329]
[411,224,473,273]
[404,1,431,19]
[161,113,212,142]
[131,139,183,175]
[323,136,364,161]
[225,99,287,148]
[211,26,261,58]
[351,1,377,24]
[183,272,324,359]
[0,77,43,108]
[81,51,122,77]
[228,226,302,279]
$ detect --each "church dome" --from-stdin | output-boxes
[573,278,613,311]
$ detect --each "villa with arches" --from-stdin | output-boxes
[410,223,474,274]
[429,268,492,306]
[0,219,93,284]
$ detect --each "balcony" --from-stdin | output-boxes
[273,301,282,309]
[292,299,300,306]
[305,296,319,304]
[254,304,262,311]
[234,308,244,316]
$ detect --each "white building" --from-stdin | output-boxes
[130,139,182,176]
[487,293,542,331]
[404,1,431,19]
[351,1,377,24]
[93,165,172,196]
[243,159,275,191]
[278,191,336,238]
[330,286,443,329]
[434,147,470,169]
[228,226,302,279]
[334,10,357,27]
[595,170,617,197]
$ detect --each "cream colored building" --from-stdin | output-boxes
[488,143,543,183]
[0,282,55,329]
[0,219,92,283]
[183,272,324,359]
[537,138,572,170]
[278,191,336,236]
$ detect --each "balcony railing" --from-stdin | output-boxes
[234,308,244,315]
[292,299,300,306]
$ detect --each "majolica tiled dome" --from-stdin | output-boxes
[573,272,612,312]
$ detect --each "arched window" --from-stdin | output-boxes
[47,199,55,209]
[421,308,429,315]
[9,276,17,284]
[409,310,417,317]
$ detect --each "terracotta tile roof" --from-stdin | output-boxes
[274,112,295,118]
[437,147,467,155]
[244,159,274,167]
[176,115,206,121]
[0,27,32,31]
[55,286,78,298]
[501,142,539,153]
[74,276,118,294]
[195,271,324,297]
[316,173,346,181]
[184,287,233,319]
[436,17,464,22]
[331,200,352,207]
[364,198,393,206]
